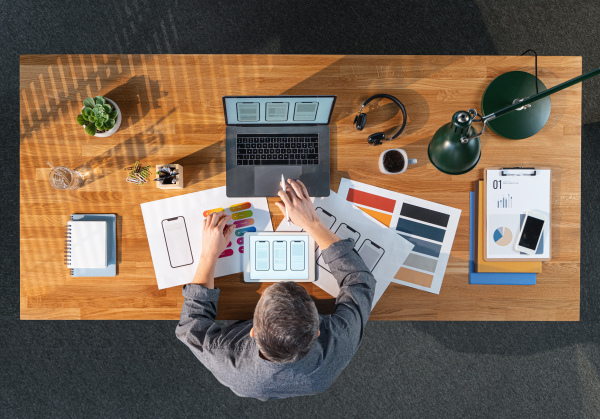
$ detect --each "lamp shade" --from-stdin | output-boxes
[428,111,481,175]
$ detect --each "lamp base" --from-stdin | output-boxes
[481,71,550,140]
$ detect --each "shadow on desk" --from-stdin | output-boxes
[103,75,168,131]
[170,140,225,188]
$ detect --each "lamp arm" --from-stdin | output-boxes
[460,66,600,143]
[486,66,600,120]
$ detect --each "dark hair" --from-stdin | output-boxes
[253,282,319,364]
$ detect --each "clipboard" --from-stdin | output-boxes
[483,167,551,262]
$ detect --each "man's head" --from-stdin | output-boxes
[251,282,319,364]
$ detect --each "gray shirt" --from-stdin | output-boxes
[176,239,375,400]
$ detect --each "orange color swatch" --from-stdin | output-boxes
[203,208,224,217]
[356,205,392,227]
[394,267,434,288]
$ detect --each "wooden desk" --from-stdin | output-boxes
[20,55,581,320]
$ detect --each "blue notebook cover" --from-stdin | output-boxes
[469,192,536,285]
[70,214,117,277]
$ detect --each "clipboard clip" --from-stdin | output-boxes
[501,167,537,176]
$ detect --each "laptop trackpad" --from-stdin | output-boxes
[254,166,303,197]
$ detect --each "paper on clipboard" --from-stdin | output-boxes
[484,167,551,261]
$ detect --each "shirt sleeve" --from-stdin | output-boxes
[175,284,223,359]
[321,238,376,349]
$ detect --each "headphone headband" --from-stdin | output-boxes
[358,94,407,141]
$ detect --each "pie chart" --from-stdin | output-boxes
[493,227,513,246]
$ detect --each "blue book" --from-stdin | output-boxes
[70,214,117,277]
[469,192,536,285]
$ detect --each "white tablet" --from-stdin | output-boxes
[243,232,315,282]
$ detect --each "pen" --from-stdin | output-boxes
[281,174,290,226]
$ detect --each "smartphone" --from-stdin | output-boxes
[162,216,193,268]
[357,239,385,271]
[514,210,547,255]
[290,240,305,271]
[255,240,270,271]
[273,240,287,271]
[335,223,361,246]
[315,207,337,229]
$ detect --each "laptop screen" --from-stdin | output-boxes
[223,95,336,125]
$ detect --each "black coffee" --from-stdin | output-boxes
[383,150,405,173]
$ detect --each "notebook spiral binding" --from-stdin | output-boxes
[64,224,74,274]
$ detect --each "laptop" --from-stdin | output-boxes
[224,95,336,197]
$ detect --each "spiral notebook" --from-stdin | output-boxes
[67,214,117,277]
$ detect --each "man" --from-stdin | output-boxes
[176,179,375,400]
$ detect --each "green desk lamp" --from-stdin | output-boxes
[428,66,600,175]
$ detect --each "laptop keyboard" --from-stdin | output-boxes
[236,134,319,166]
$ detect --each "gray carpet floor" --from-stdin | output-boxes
[2,1,600,417]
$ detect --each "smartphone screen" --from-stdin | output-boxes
[357,240,385,271]
[335,223,361,246]
[518,215,545,250]
[273,241,287,271]
[255,241,270,271]
[162,217,193,268]
[290,240,305,271]
[315,207,336,229]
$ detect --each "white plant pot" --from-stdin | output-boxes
[82,97,122,138]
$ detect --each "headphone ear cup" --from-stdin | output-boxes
[354,113,367,131]
[367,132,386,145]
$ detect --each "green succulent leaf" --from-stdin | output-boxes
[82,107,92,117]
[84,123,97,136]
[108,110,118,119]
[77,114,86,125]
[102,104,111,114]
[83,97,95,108]
[104,119,115,130]
[88,114,96,122]
[95,96,105,106]
[102,115,109,122]
[95,120,104,129]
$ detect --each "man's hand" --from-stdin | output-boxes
[192,211,235,288]
[276,179,340,250]
[275,179,322,233]
[200,211,235,264]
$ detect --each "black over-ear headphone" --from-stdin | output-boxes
[353,94,407,145]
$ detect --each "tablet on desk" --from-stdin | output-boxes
[243,232,315,282]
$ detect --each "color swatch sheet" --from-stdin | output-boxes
[337,179,461,294]
[141,186,273,289]
[485,169,550,260]
[276,190,414,308]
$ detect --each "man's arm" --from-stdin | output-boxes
[175,212,235,354]
[320,238,375,345]
[276,180,375,348]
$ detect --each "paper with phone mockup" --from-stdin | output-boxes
[337,178,461,294]
[141,186,273,289]
[276,190,414,308]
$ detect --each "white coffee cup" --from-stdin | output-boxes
[379,149,417,174]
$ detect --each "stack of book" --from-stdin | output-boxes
[469,181,539,285]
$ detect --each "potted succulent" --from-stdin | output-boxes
[77,95,122,137]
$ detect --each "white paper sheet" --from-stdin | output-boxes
[337,178,461,295]
[276,190,414,308]
[485,169,551,259]
[141,186,273,289]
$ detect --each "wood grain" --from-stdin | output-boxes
[20,55,581,320]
